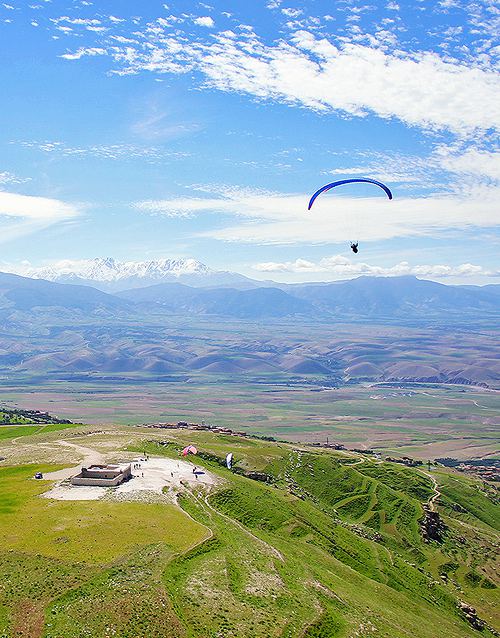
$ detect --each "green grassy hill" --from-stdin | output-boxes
[0,428,498,637]
[0,408,72,425]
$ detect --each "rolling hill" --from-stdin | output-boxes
[0,272,130,313]
[0,272,498,386]
[118,282,315,318]
[0,425,498,637]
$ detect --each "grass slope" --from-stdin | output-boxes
[0,430,498,637]
[0,422,78,442]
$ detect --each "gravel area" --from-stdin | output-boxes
[41,455,219,502]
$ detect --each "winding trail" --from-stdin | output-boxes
[420,470,440,512]
[9,424,49,445]
[420,391,493,411]
[200,491,284,562]
[176,492,214,550]
[42,441,105,480]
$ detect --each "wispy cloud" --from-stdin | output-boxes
[135,182,500,245]
[322,145,500,189]
[435,146,500,182]
[12,139,189,162]
[130,102,201,141]
[0,191,80,243]
[253,255,499,278]
[0,170,30,185]
[60,47,107,60]
[54,20,500,136]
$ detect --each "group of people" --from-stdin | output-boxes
[133,460,145,478]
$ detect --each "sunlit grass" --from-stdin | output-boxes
[0,465,209,564]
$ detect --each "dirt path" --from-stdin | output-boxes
[9,425,47,445]
[43,441,106,480]
[420,391,492,411]
[420,470,440,512]
[201,492,284,562]
[176,492,214,550]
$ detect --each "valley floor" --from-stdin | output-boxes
[1,380,498,458]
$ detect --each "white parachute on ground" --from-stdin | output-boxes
[226,452,233,469]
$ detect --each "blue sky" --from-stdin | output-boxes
[0,0,499,283]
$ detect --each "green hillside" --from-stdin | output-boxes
[0,408,73,425]
[0,427,498,637]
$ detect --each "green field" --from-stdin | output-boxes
[0,464,209,564]
[0,422,78,442]
[0,423,498,637]
[1,381,498,459]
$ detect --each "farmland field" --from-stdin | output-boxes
[1,379,497,458]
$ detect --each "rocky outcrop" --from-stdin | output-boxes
[457,601,489,632]
[421,507,446,543]
[245,471,272,483]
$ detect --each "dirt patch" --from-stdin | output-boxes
[43,441,105,480]
[42,456,220,502]
[11,599,45,638]
[245,570,283,598]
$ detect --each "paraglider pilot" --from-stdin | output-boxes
[308,178,393,255]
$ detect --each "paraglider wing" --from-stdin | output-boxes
[308,178,393,210]
[181,445,198,456]
[226,452,233,469]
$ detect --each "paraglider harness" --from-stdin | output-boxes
[350,242,359,254]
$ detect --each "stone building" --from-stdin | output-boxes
[71,463,131,487]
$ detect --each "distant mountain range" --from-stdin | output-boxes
[0,270,498,321]
[15,257,257,292]
[280,276,500,319]
[9,257,499,319]
[0,270,498,385]
[114,275,500,320]
[117,282,315,319]
[0,272,128,313]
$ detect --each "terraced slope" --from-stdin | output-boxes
[0,428,498,638]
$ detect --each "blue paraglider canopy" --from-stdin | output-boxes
[308,178,393,210]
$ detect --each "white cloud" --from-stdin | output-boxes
[0,171,29,185]
[0,191,79,243]
[57,24,500,135]
[135,183,500,245]
[193,16,214,28]
[436,146,500,181]
[253,255,499,278]
[281,8,303,18]
[60,47,107,60]
[195,30,500,134]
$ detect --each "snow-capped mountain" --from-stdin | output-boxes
[25,258,212,282]
[12,258,257,292]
